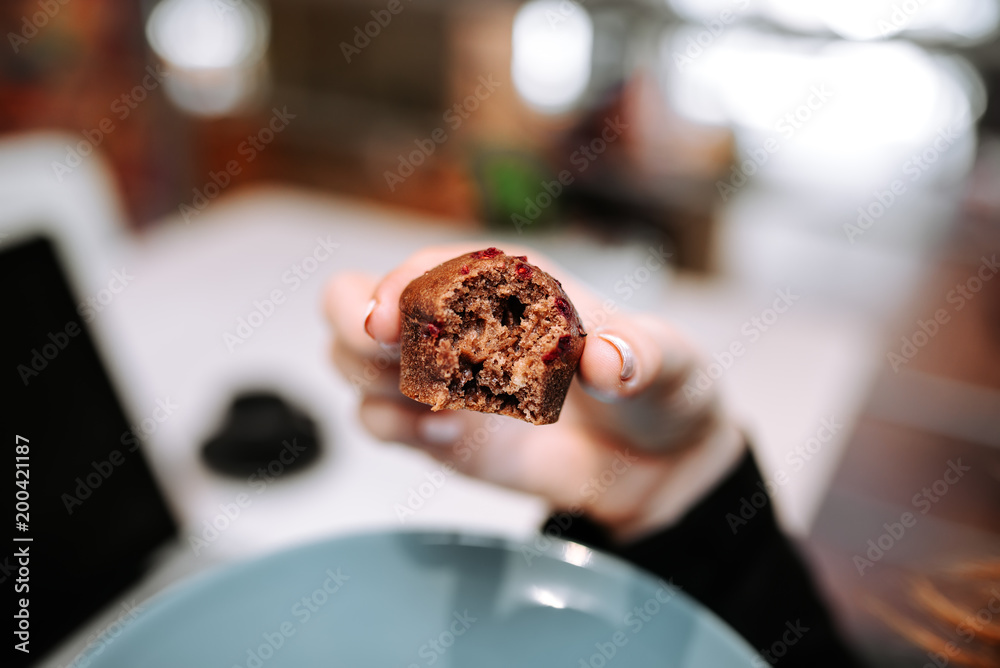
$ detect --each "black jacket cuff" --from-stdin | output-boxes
[541,449,861,667]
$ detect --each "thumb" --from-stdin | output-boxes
[576,314,718,451]
[580,314,691,399]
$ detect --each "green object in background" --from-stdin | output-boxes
[473,148,562,233]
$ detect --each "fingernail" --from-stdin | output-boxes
[598,333,635,381]
[417,413,464,446]
[363,298,377,340]
[583,386,621,404]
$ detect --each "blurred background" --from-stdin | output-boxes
[2,0,999,666]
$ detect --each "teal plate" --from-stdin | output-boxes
[80,531,761,667]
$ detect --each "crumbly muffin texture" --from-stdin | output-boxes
[399,248,586,425]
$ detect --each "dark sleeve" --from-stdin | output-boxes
[542,448,862,667]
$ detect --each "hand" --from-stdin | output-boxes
[324,244,744,541]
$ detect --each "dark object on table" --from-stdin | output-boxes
[202,391,321,477]
[399,248,586,425]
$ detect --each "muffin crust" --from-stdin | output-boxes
[399,248,586,425]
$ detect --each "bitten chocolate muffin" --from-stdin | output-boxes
[399,248,586,425]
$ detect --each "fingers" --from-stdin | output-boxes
[415,411,466,447]
[366,245,492,345]
[358,396,469,452]
[575,313,718,451]
[326,272,404,401]
[357,396,596,507]
[359,397,421,444]
[578,321,662,401]
[330,338,401,398]
[325,271,382,355]
[579,314,696,401]
[329,247,714,455]
[357,396,525,479]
